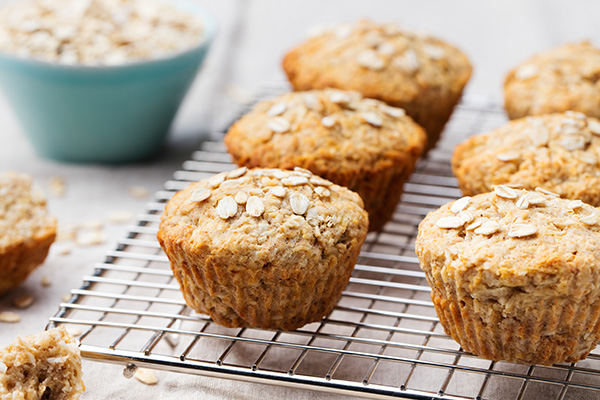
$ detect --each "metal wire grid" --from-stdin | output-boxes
[48,96,600,400]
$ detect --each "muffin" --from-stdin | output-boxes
[157,167,369,330]
[282,20,472,151]
[224,89,426,231]
[416,188,600,365]
[0,326,85,399]
[0,172,57,295]
[504,41,600,120]
[452,112,600,206]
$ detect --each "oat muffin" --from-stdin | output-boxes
[282,20,472,151]
[0,326,85,399]
[225,89,426,231]
[0,172,57,295]
[416,187,600,365]
[157,167,369,330]
[505,41,600,120]
[452,112,600,205]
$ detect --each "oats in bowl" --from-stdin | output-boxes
[0,0,216,163]
[0,0,204,65]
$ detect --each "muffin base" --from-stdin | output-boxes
[0,326,85,399]
[390,95,463,154]
[427,273,600,365]
[159,227,364,331]
[0,232,55,295]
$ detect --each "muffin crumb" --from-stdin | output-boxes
[0,326,85,399]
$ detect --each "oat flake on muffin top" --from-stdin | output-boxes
[282,19,472,150]
[225,89,425,171]
[157,167,369,329]
[452,112,600,206]
[416,188,600,364]
[224,89,425,231]
[163,166,368,245]
[504,41,600,120]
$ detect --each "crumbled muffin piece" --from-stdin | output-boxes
[0,326,85,399]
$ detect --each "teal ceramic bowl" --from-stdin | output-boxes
[0,2,216,163]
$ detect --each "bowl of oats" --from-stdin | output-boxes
[0,0,216,163]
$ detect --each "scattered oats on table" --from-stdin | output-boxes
[0,311,21,323]
[81,219,103,230]
[13,295,35,309]
[106,210,134,224]
[75,230,107,246]
[65,326,82,337]
[48,176,66,196]
[134,368,158,385]
[129,185,150,199]
[53,242,73,256]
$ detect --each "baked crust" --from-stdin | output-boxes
[416,189,600,365]
[0,172,56,294]
[282,20,472,151]
[504,41,600,119]
[225,89,425,231]
[452,113,600,205]
[158,167,369,330]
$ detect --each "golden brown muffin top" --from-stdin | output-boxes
[416,188,600,294]
[282,20,472,105]
[160,167,369,251]
[452,113,600,204]
[504,41,600,119]
[224,89,426,173]
[0,172,56,251]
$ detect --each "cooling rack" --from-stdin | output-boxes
[48,94,600,400]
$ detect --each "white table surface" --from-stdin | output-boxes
[1,1,600,399]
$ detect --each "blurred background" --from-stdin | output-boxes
[1,0,600,398]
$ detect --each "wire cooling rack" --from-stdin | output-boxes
[49,95,600,400]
